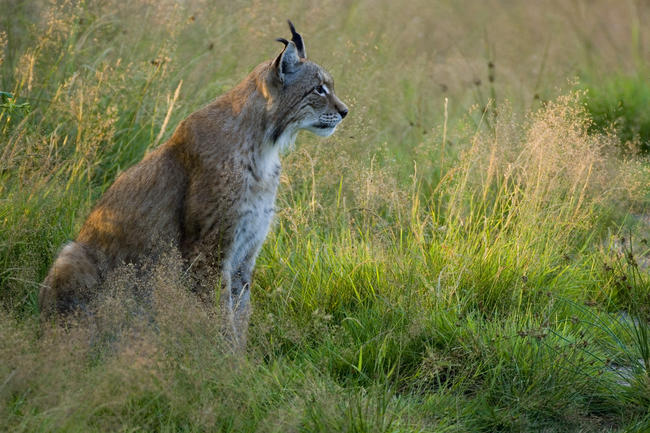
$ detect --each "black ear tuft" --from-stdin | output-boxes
[273,38,289,70]
[287,20,306,59]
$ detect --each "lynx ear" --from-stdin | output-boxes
[288,20,306,59]
[273,39,302,84]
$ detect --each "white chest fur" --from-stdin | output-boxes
[226,145,281,274]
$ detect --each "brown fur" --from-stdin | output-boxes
[39,22,348,347]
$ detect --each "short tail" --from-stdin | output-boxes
[39,242,100,319]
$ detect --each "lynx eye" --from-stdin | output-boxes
[314,84,328,96]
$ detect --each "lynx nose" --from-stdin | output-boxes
[332,95,348,119]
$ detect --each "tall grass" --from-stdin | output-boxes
[1,0,649,431]
[580,70,650,155]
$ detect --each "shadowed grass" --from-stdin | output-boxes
[580,70,650,155]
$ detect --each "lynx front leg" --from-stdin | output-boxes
[231,265,253,349]
[217,266,241,349]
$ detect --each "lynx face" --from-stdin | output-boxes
[267,24,348,143]
[302,81,348,137]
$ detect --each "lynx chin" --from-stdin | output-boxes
[39,21,348,348]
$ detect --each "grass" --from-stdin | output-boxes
[1,0,650,431]
[580,70,650,155]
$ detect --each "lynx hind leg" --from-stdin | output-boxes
[39,242,100,319]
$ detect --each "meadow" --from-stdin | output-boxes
[1,0,650,431]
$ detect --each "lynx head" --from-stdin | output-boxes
[265,21,348,144]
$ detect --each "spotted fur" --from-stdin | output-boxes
[39,22,348,348]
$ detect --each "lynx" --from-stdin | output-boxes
[39,21,348,347]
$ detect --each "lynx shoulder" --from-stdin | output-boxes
[39,21,348,347]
